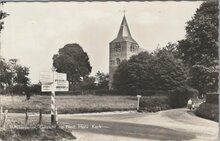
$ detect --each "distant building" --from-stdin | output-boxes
[109,15,144,89]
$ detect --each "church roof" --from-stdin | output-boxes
[110,15,138,44]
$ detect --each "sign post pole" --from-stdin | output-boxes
[40,70,68,125]
[51,69,56,125]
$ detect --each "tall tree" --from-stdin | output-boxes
[53,43,92,90]
[113,50,187,91]
[177,1,218,94]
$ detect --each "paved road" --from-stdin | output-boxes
[57,108,218,141]
[7,108,218,141]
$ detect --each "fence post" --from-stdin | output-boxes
[136,95,142,112]
[39,109,42,125]
[55,108,58,125]
[25,108,28,124]
[0,106,3,120]
[3,110,8,129]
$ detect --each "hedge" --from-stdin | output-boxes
[169,86,199,108]
[195,103,218,122]
[206,93,218,105]
[139,96,171,112]
[45,89,169,96]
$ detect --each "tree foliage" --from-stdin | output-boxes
[0,5,9,32]
[95,71,109,89]
[177,1,218,94]
[0,59,13,86]
[113,50,187,91]
[80,76,96,90]
[0,59,30,94]
[53,43,92,90]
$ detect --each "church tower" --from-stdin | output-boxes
[109,15,140,89]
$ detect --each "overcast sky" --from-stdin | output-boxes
[1,1,203,84]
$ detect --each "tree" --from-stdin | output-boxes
[152,49,188,90]
[14,65,30,86]
[53,43,92,90]
[0,59,30,94]
[0,10,8,32]
[177,1,218,95]
[80,76,96,90]
[0,3,9,33]
[0,3,9,59]
[0,59,13,87]
[113,50,187,91]
[95,71,109,89]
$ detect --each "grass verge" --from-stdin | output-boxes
[0,95,137,114]
[0,127,76,141]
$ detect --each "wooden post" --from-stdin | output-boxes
[0,106,3,120]
[39,109,42,125]
[25,108,28,124]
[3,110,8,129]
[55,108,58,125]
[136,95,142,111]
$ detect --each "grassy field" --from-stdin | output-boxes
[0,95,137,114]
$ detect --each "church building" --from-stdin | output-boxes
[109,15,144,89]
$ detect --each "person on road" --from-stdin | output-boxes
[187,98,193,111]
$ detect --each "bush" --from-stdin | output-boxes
[195,103,218,122]
[169,86,198,108]
[206,93,218,105]
[54,89,169,96]
[139,96,171,112]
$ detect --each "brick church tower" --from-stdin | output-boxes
[109,15,140,89]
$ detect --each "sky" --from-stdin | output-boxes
[1,1,203,84]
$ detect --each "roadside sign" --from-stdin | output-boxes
[54,81,69,91]
[40,72,53,83]
[40,71,69,92]
[41,84,52,92]
[54,72,67,82]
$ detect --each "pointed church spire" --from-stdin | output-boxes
[111,15,138,44]
[117,15,132,38]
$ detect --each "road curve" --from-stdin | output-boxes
[57,108,218,141]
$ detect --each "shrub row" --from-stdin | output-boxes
[139,96,171,112]
[53,89,168,96]
[195,103,218,122]
[206,93,218,105]
[169,86,199,108]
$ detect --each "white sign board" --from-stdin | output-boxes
[55,81,69,91]
[41,84,52,92]
[40,71,69,92]
[39,72,53,83]
[54,72,67,82]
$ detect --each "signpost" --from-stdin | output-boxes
[54,72,66,82]
[55,81,69,91]
[41,83,52,92]
[40,71,69,125]
[39,72,53,83]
